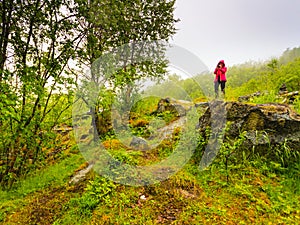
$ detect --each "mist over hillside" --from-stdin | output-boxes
[145,46,300,101]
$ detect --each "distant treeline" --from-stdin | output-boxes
[145,46,300,101]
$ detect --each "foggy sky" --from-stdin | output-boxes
[171,0,300,71]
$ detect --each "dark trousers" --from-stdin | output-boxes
[214,81,226,97]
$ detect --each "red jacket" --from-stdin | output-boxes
[214,60,227,82]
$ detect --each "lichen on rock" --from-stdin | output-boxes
[197,101,300,159]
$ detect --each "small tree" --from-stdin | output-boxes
[75,0,178,137]
[0,0,80,187]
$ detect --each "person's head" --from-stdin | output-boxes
[217,60,225,68]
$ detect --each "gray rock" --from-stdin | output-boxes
[238,91,261,102]
[130,136,150,150]
[155,97,194,117]
[197,101,300,157]
[195,102,209,108]
[69,163,94,185]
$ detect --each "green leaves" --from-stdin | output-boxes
[0,0,79,188]
[70,176,116,216]
[0,0,178,188]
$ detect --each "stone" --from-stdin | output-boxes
[195,102,209,108]
[69,163,94,185]
[279,83,288,95]
[155,97,194,117]
[238,91,261,102]
[280,91,299,103]
[130,136,150,150]
[197,101,300,158]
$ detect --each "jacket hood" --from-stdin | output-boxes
[219,60,225,64]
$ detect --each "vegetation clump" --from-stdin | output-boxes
[1,0,300,223]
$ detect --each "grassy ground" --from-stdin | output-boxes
[1,97,300,224]
[1,136,299,224]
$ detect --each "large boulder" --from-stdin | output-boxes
[197,101,300,158]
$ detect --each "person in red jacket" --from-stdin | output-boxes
[213,60,227,98]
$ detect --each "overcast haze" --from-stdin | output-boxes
[171,0,300,71]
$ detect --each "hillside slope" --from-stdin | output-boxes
[1,48,300,225]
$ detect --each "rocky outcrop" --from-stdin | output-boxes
[198,101,300,158]
[155,97,194,117]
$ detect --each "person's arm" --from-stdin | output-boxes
[220,67,227,73]
[214,68,218,74]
